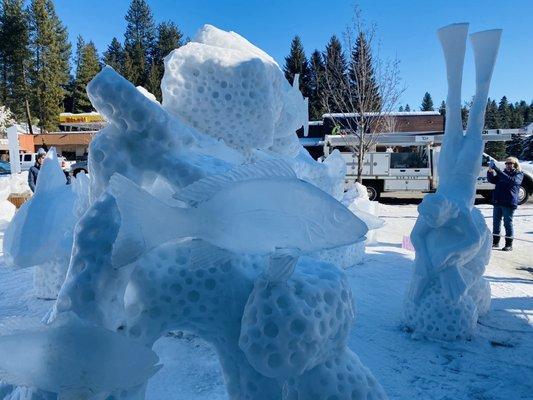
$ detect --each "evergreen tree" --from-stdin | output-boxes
[103,37,124,72]
[349,32,381,111]
[72,41,100,112]
[420,92,434,111]
[28,0,71,132]
[404,104,410,112]
[498,96,511,128]
[506,133,524,158]
[509,102,524,128]
[484,98,499,129]
[438,100,446,119]
[398,105,403,112]
[0,0,31,120]
[123,0,156,87]
[308,49,325,120]
[146,21,183,99]
[460,104,469,129]
[283,35,311,98]
[323,35,348,113]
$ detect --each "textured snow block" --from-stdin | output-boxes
[162,25,305,156]
[313,242,365,269]
[467,278,491,316]
[284,350,387,400]
[33,261,68,300]
[404,279,478,341]
[123,240,281,400]
[239,257,354,378]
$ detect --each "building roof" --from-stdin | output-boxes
[322,111,441,118]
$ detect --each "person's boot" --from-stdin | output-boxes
[502,238,513,251]
[492,235,500,248]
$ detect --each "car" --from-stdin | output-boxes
[70,160,88,177]
[0,161,11,175]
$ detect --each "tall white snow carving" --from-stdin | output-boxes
[0,25,386,400]
[404,23,501,340]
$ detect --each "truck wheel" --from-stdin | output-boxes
[518,185,529,205]
[366,185,380,201]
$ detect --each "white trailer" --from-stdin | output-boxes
[322,130,532,204]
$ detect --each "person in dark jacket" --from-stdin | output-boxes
[28,149,46,192]
[487,157,523,251]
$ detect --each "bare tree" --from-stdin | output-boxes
[320,6,405,183]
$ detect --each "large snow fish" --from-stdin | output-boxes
[0,313,161,399]
[108,160,368,270]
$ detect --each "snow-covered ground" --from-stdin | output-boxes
[0,200,531,399]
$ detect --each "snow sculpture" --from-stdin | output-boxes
[404,23,501,340]
[0,24,387,400]
[3,148,89,299]
[162,24,305,157]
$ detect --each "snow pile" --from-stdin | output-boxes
[0,24,386,400]
[0,178,15,224]
[3,148,89,299]
[404,24,501,340]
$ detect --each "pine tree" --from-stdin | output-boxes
[283,36,311,98]
[498,96,511,128]
[404,104,410,112]
[0,0,31,120]
[509,102,524,128]
[398,105,403,112]
[123,0,156,87]
[349,32,381,112]
[484,98,499,129]
[438,100,446,119]
[323,35,348,113]
[103,37,124,72]
[72,41,100,113]
[308,49,325,120]
[146,21,183,100]
[420,92,434,111]
[28,0,71,132]
[506,133,524,158]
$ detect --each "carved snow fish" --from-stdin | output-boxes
[0,313,161,399]
[108,160,368,268]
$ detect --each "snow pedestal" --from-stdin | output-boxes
[403,24,500,341]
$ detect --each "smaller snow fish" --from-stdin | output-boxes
[0,313,161,399]
[109,160,368,267]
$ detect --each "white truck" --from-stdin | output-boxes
[322,131,532,204]
[19,153,71,172]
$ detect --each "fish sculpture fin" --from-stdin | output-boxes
[188,239,233,269]
[174,159,297,205]
[264,247,300,282]
[108,174,191,267]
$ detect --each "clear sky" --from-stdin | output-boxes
[54,0,532,109]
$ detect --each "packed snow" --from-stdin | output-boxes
[0,200,531,399]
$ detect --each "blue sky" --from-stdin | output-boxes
[55,0,532,109]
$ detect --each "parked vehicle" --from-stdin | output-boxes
[19,152,70,172]
[322,130,532,204]
[70,160,88,177]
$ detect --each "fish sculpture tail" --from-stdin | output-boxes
[108,174,194,266]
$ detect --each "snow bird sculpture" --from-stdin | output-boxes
[108,159,368,280]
